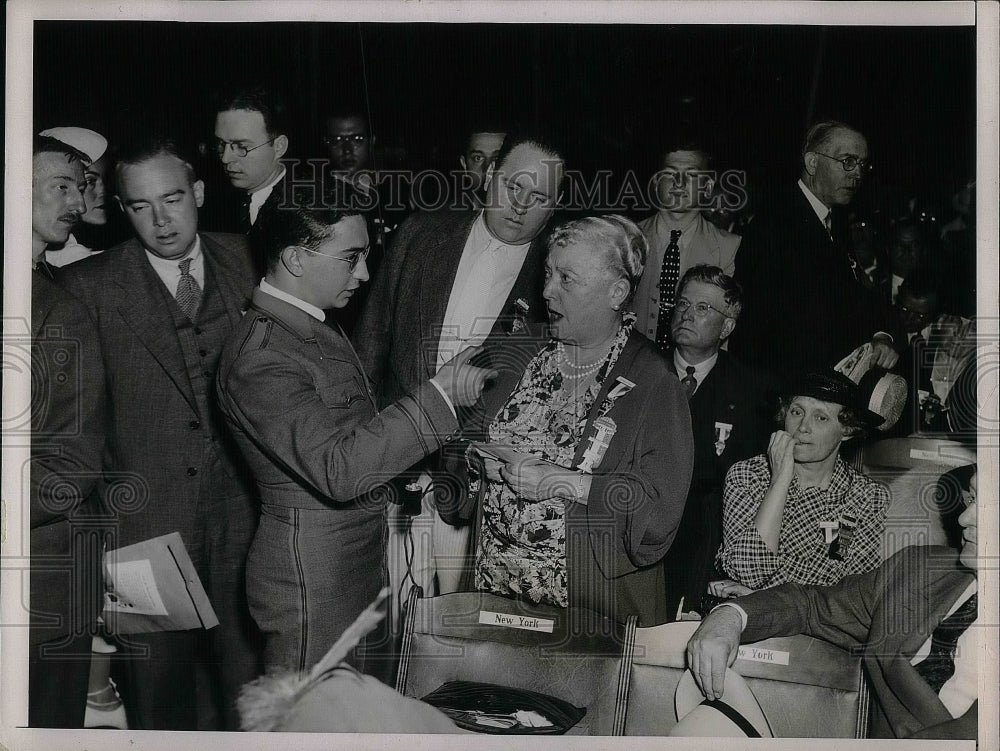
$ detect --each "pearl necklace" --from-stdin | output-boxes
[557,341,606,379]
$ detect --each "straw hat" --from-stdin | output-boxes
[671,668,773,738]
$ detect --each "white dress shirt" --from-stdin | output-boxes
[145,236,204,296]
[673,350,719,395]
[436,212,530,369]
[46,234,101,267]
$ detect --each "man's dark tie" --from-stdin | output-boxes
[913,593,977,694]
[238,194,252,234]
[655,229,682,350]
[681,365,697,399]
[175,258,202,321]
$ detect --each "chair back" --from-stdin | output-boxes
[396,589,636,735]
[621,621,870,737]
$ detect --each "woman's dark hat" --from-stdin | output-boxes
[787,371,885,427]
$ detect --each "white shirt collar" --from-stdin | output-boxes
[674,350,719,393]
[249,165,287,224]
[797,178,831,227]
[652,211,699,249]
[478,210,532,251]
[144,235,204,291]
[259,277,326,322]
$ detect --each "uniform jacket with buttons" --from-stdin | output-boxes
[58,233,258,561]
[216,287,460,512]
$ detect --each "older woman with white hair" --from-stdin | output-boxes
[440,214,694,625]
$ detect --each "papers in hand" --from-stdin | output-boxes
[834,343,874,383]
[103,532,219,634]
[469,442,564,470]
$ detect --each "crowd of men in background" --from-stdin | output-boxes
[26,82,979,735]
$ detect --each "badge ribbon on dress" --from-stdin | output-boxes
[578,416,617,473]
[714,421,733,456]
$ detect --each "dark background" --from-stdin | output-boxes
[34,21,976,218]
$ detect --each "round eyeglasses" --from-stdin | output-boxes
[323,134,368,146]
[214,137,278,159]
[298,245,370,272]
[674,299,730,318]
[813,152,873,174]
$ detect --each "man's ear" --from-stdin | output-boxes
[115,195,125,213]
[484,161,497,192]
[720,317,736,340]
[273,134,289,160]
[459,155,468,171]
[193,180,206,208]
[280,245,305,277]
[803,152,819,176]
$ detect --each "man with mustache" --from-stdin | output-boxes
[28,134,108,727]
[354,133,564,605]
[631,139,741,351]
[38,126,113,264]
[730,120,898,387]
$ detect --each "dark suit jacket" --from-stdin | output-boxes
[30,269,108,648]
[660,350,775,616]
[58,234,257,562]
[353,209,548,408]
[440,327,694,625]
[246,177,287,279]
[730,185,894,387]
[737,544,977,739]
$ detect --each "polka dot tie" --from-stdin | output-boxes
[655,229,682,350]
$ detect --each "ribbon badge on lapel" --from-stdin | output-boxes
[578,415,617,473]
[597,376,636,418]
[714,421,733,456]
[508,298,530,335]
